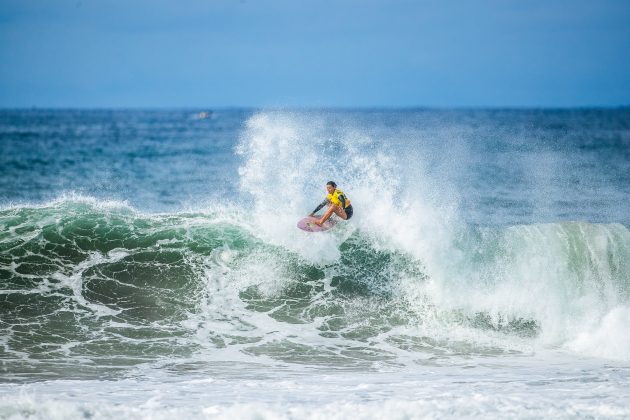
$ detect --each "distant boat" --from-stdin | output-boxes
[195,111,212,120]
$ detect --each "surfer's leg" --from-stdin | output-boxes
[330,204,347,220]
[319,206,335,224]
[318,205,346,225]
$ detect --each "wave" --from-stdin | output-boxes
[2,111,629,371]
[1,198,629,367]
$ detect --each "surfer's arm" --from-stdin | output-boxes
[310,199,328,216]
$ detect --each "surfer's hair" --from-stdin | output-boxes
[326,181,337,188]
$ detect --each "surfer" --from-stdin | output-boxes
[310,181,353,226]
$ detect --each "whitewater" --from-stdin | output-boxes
[1,109,629,418]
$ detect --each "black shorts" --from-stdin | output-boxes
[344,204,353,220]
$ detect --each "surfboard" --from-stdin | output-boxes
[297,216,336,232]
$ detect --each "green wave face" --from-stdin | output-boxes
[0,201,426,373]
[2,201,630,379]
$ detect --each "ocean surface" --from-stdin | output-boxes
[1,108,630,418]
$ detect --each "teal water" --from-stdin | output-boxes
[2,109,629,224]
[1,109,630,418]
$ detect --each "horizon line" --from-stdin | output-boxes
[1,104,629,112]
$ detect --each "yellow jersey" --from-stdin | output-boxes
[327,188,351,208]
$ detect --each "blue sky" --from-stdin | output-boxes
[1,0,629,108]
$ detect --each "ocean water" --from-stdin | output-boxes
[1,108,630,418]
